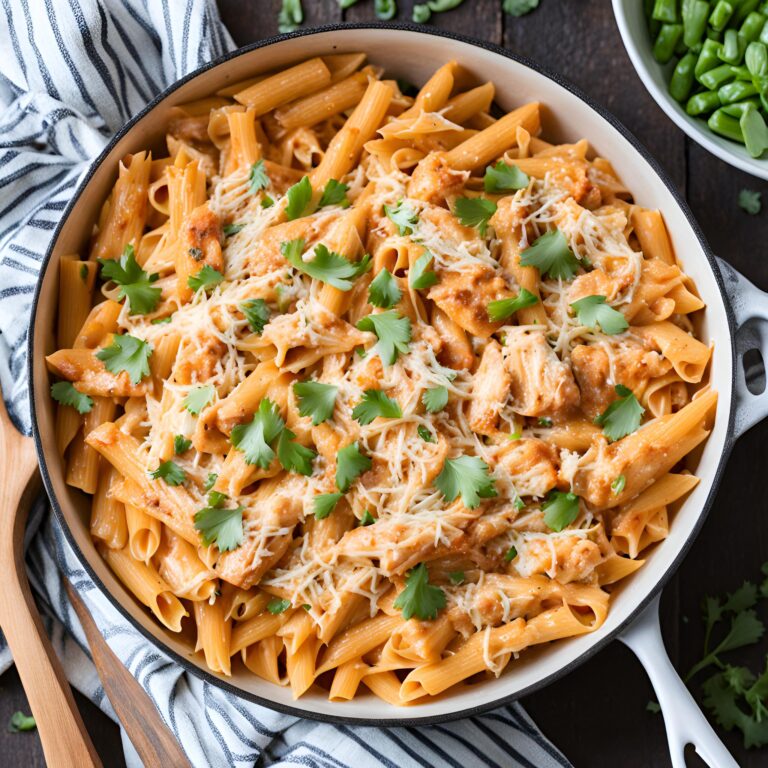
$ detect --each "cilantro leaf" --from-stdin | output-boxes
[8,712,36,733]
[505,546,518,561]
[724,582,759,614]
[318,178,349,208]
[149,460,186,486]
[453,196,497,236]
[98,244,161,315]
[206,489,228,509]
[268,597,292,614]
[368,268,402,308]
[422,385,448,413]
[285,176,313,220]
[611,474,626,495]
[449,571,464,585]
[384,200,419,236]
[314,492,343,520]
[571,295,629,335]
[194,503,244,551]
[418,425,435,442]
[174,434,192,454]
[542,491,580,532]
[519,229,581,280]
[409,249,438,290]
[484,161,530,193]
[223,223,244,236]
[188,265,224,293]
[294,380,337,425]
[393,563,446,621]
[487,288,539,322]
[240,298,271,334]
[262,195,275,208]
[352,389,402,425]
[336,442,371,492]
[435,455,497,509]
[702,671,768,748]
[96,334,152,384]
[281,239,370,290]
[503,0,540,16]
[739,189,762,215]
[184,385,215,415]
[249,159,269,193]
[277,0,303,32]
[594,384,645,441]
[360,510,376,526]
[230,398,285,468]
[203,473,218,492]
[375,0,397,19]
[50,381,93,414]
[356,310,412,366]
[276,428,316,475]
[151,315,173,325]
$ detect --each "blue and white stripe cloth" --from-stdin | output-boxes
[0,2,572,766]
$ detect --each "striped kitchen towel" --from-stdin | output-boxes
[0,2,571,766]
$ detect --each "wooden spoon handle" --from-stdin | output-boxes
[65,581,192,768]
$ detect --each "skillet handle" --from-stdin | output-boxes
[717,257,768,438]
[619,595,738,768]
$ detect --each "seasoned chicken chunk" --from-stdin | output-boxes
[495,438,559,498]
[177,203,224,303]
[469,340,511,435]
[407,152,468,205]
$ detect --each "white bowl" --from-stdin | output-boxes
[613,0,768,179]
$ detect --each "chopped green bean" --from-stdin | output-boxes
[684,0,711,46]
[746,40,768,74]
[710,0,735,31]
[741,10,767,39]
[653,0,680,23]
[686,90,723,114]
[735,0,761,24]
[700,62,739,88]
[719,28,747,62]
[721,98,761,115]
[708,107,746,140]
[654,23,685,63]
[670,51,699,100]
[740,103,768,154]
[695,38,724,79]
[718,79,759,101]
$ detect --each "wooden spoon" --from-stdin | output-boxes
[0,385,101,767]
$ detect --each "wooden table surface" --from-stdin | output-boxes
[2,1,768,766]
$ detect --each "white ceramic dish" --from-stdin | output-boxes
[29,24,768,766]
[613,0,768,179]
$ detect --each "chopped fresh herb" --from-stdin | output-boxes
[151,315,173,325]
[183,385,215,415]
[413,3,431,21]
[487,288,539,322]
[514,496,525,511]
[453,196,497,236]
[79,263,89,281]
[96,333,152,384]
[542,491,580,532]
[8,712,36,733]
[188,246,203,261]
[50,381,93,414]
[409,249,438,290]
[484,161,530,193]
[314,492,343,520]
[223,223,244,236]
[207,490,228,509]
[738,189,762,215]
[230,398,285,468]
[384,200,419,236]
[368,268,402,308]
[418,425,436,442]
[505,546,518,562]
[360,510,376,526]
[98,244,161,315]
[519,228,581,280]
[267,597,292,614]
[248,159,269,193]
[194,503,244,551]
[187,265,224,293]
[284,176,313,220]
[422,385,448,413]
[594,384,645,441]
[537,417,552,427]
[571,295,629,335]
[303,604,311,610]
[149,460,185,486]
[449,571,465,585]
[240,298,271,334]
[276,428,316,475]
[611,474,627,495]
[294,380,338,425]
[204,472,218,492]
[508,431,522,440]
[261,195,275,208]
[356,310,412,366]
[277,0,303,32]
[318,178,350,208]
[352,389,402,425]
[174,435,192,454]
[393,563,446,620]
[646,701,661,714]
[503,0,539,16]
[435,455,497,509]
[336,441,371,492]
[281,239,370,290]
[374,0,397,20]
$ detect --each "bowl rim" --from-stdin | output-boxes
[28,21,737,726]
[611,0,768,181]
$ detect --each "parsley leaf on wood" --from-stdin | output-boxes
[183,385,215,415]
[149,460,185,486]
[294,380,338,425]
[487,288,539,322]
[375,0,397,21]
[739,189,762,215]
[98,244,161,315]
[318,178,350,208]
[503,0,540,16]
[352,389,402,425]
[8,712,36,733]
[393,563,446,620]
[571,295,629,335]
[194,503,244,551]
[384,200,419,236]
[356,310,412,366]
[336,442,372,492]
[282,239,370,290]
[96,334,152,384]
[409,249,439,290]
[422,385,448,413]
[453,196,497,236]
[230,398,285,468]
[313,492,343,520]
[240,298,271,334]
[435,455,497,509]
[285,176,313,220]
[368,268,402,308]
[50,381,93,414]
[542,490,580,532]
[276,428,316,475]
[519,228,581,280]
[594,384,645,441]
[484,161,530,193]
[249,159,269,193]
[188,265,224,293]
